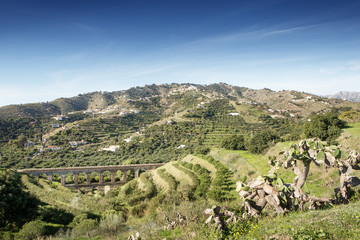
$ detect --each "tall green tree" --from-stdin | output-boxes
[221,134,246,150]
[304,113,346,143]
[247,130,279,154]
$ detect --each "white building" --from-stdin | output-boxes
[102,145,120,152]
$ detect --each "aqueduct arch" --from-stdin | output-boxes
[16,163,163,189]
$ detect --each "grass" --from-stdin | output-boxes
[163,162,194,190]
[211,148,268,180]
[339,121,360,151]
[344,122,360,137]
[230,101,264,123]
[21,175,108,215]
[211,142,348,198]
[244,201,360,239]
[151,168,169,192]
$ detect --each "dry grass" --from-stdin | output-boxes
[150,168,169,192]
[163,162,193,190]
[229,101,263,123]
[137,177,146,191]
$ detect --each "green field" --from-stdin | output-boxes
[245,201,360,239]
[345,122,360,137]
[339,121,360,151]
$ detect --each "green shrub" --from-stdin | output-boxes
[126,173,157,205]
[179,161,211,198]
[99,212,125,235]
[289,227,333,240]
[72,219,98,237]
[199,156,236,201]
[16,220,62,240]
[0,170,39,230]
[194,146,211,155]
[69,213,88,227]
[0,231,14,240]
[130,203,148,217]
[16,220,46,240]
[173,163,199,200]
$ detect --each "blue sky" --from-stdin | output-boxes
[1,0,360,106]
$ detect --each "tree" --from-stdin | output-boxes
[13,134,27,148]
[247,130,279,154]
[221,135,246,150]
[304,113,346,143]
[194,146,210,155]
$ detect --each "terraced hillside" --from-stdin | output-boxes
[2,83,360,170]
[117,153,237,214]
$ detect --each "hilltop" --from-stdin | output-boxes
[1,83,360,118]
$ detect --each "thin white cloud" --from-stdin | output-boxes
[187,24,317,46]
[261,26,313,37]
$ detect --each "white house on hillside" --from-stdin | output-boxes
[101,145,120,152]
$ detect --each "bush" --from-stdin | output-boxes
[99,212,125,235]
[16,220,46,240]
[339,110,360,123]
[126,173,157,205]
[72,219,98,237]
[157,169,178,192]
[0,170,39,230]
[194,146,210,155]
[16,220,61,240]
[130,203,148,217]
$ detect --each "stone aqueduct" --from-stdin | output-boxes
[16,163,164,189]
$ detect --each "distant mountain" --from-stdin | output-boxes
[326,91,360,102]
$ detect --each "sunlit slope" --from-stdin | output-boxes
[210,142,358,198]
[338,121,360,151]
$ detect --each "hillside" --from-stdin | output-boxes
[1,83,360,170]
[4,137,360,239]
